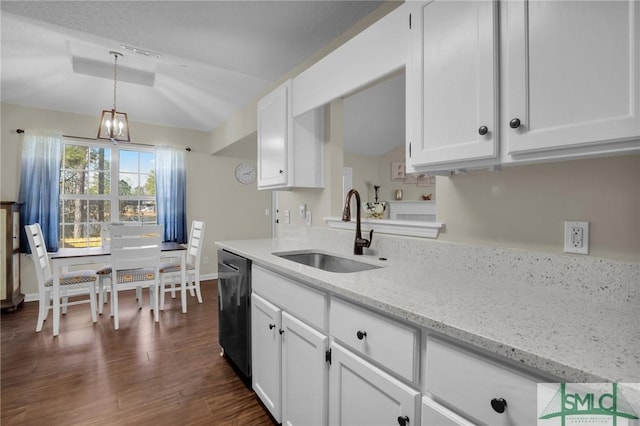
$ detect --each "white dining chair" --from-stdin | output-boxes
[96,223,135,314]
[24,223,98,332]
[159,220,206,312]
[108,224,163,330]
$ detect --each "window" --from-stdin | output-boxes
[118,149,156,224]
[59,141,155,248]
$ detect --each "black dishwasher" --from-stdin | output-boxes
[217,249,252,383]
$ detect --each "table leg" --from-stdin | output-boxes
[53,262,60,337]
[181,251,187,314]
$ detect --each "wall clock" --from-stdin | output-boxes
[235,163,257,184]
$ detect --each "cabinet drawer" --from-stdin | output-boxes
[252,265,326,331]
[426,337,540,426]
[330,297,419,383]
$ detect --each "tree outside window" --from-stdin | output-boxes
[118,150,156,224]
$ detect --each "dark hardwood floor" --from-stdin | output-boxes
[1,281,275,426]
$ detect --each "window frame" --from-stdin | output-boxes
[59,138,156,248]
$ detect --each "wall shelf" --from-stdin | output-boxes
[324,217,443,239]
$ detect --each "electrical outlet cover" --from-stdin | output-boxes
[564,221,589,254]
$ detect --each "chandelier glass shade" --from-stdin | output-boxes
[98,51,130,142]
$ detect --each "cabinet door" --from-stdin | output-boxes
[251,293,282,422]
[426,337,539,426]
[281,312,328,426]
[0,208,5,298]
[407,0,498,170]
[421,397,474,426]
[329,343,420,426]
[12,211,20,250]
[505,0,640,157]
[258,80,290,188]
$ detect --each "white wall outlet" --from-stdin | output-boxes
[264,208,270,216]
[203,256,209,265]
[564,221,589,254]
[305,211,312,226]
[299,204,306,219]
[284,210,290,224]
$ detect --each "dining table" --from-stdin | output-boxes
[49,241,187,336]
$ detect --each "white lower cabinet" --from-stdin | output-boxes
[330,297,419,384]
[329,342,420,426]
[281,311,328,426]
[251,293,329,425]
[251,293,283,422]
[251,265,330,425]
[425,336,541,426]
[249,265,553,426]
[421,397,475,426]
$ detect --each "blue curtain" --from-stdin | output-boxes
[18,130,63,253]
[155,146,187,243]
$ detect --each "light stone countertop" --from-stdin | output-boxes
[216,231,640,385]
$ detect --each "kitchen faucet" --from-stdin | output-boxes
[342,189,373,255]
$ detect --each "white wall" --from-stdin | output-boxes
[436,155,640,261]
[1,103,272,296]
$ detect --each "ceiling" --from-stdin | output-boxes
[0,1,385,133]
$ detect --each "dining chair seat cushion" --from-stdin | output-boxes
[44,270,98,287]
[159,262,195,274]
[96,266,112,275]
[115,268,156,284]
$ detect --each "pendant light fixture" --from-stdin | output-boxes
[97,51,130,142]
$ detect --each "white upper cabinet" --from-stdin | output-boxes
[258,80,290,188]
[503,0,640,161]
[257,79,324,190]
[406,0,640,172]
[406,0,499,172]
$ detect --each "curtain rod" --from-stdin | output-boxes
[15,129,191,151]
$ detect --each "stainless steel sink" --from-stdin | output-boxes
[274,251,382,273]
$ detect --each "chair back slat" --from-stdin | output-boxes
[101,222,133,248]
[110,225,162,272]
[24,223,52,287]
[186,221,206,265]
